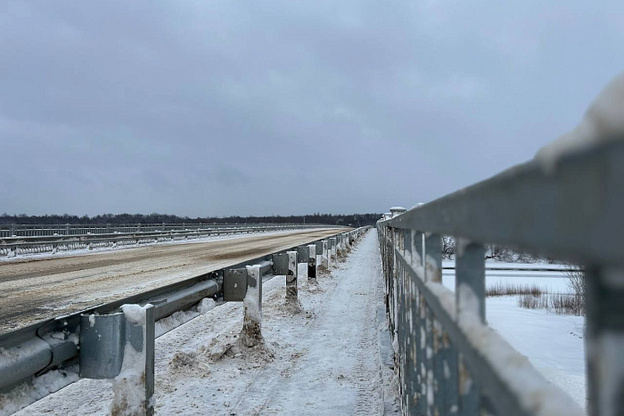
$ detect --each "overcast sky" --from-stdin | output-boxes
[1,1,623,217]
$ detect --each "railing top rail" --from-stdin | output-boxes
[0,222,332,228]
[379,140,624,268]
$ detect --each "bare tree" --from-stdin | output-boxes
[565,264,585,316]
[442,236,455,259]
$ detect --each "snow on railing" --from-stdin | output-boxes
[378,72,624,416]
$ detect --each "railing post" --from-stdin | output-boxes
[240,265,263,347]
[585,266,624,416]
[424,234,442,284]
[404,229,412,264]
[455,239,485,415]
[424,234,442,416]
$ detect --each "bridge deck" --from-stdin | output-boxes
[15,229,399,415]
[0,229,341,335]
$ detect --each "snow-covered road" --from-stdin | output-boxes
[0,228,342,334]
[14,229,399,415]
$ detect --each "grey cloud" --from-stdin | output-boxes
[0,0,622,216]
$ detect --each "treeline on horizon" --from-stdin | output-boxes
[0,213,382,227]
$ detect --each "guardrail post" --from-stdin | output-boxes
[80,304,155,416]
[329,237,337,265]
[115,304,155,416]
[307,244,316,280]
[315,241,324,271]
[455,239,485,415]
[324,239,329,267]
[241,265,263,347]
[286,251,298,301]
[585,267,624,416]
[326,239,332,269]
[297,246,309,278]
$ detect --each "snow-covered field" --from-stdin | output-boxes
[5,230,585,414]
[487,297,586,408]
[442,267,586,408]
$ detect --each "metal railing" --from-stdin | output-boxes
[0,222,329,238]
[0,224,336,258]
[378,140,624,416]
[0,227,366,415]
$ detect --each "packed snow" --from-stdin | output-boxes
[442,267,586,407]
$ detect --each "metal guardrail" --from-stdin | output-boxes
[0,222,329,238]
[0,224,335,258]
[378,140,624,416]
[0,227,366,415]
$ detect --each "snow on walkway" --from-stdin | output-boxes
[15,230,398,416]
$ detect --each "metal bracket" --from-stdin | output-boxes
[223,268,248,302]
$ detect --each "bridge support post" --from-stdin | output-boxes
[241,265,263,347]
